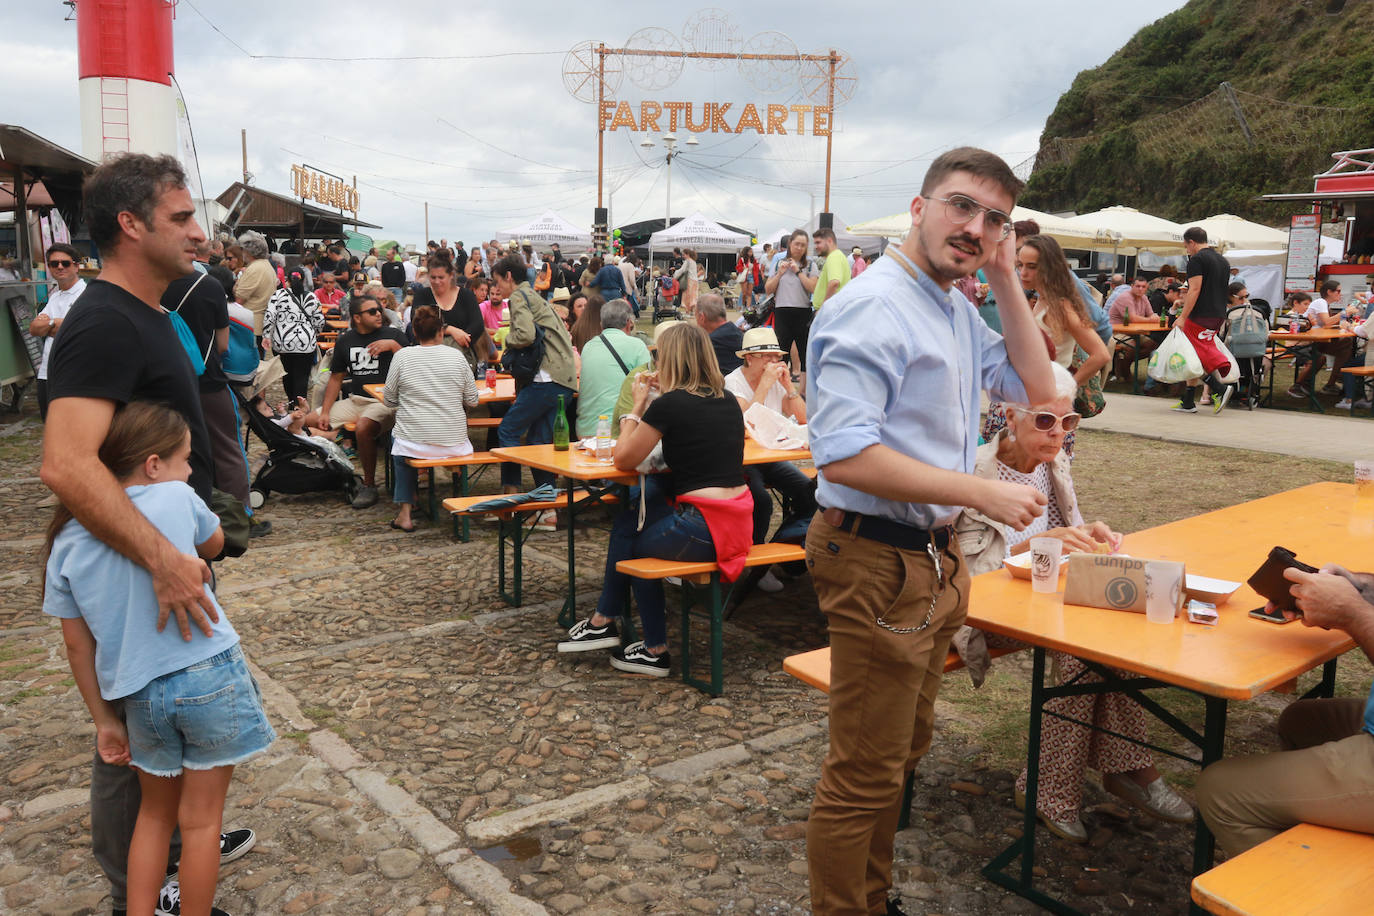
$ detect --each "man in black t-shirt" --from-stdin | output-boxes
[318,292,407,508]
[1172,226,1235,414]
[379,249,406,296]
[42,152,251,916]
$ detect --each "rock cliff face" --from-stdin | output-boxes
[1021,0,1374,222]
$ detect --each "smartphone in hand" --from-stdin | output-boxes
[1248,605,1298,625]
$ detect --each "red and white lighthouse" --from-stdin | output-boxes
[75,0,178,162]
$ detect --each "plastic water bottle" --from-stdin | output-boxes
[595,415,613,463]
[553,396,570,451]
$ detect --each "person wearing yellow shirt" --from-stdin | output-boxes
[810,228,851,310]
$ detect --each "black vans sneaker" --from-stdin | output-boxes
[558,618,621,653]
[154,881,232,916]
[609,641,671,677]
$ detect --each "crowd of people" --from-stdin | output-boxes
[24,147,1374,916]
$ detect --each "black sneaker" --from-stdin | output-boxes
[351,484,379,509]
[167,829,256,877]
[557,618,621,653]
[886,898,910,916]
[609,641,671,677]
[248,518,272,538]
[219,828,256,864]
[154,881,232,916]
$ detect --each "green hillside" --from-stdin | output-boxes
[1020,0,1374,223]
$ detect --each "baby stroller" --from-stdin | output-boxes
[653,275,682,324]
[1223,298,1271,410]
[232,387,361,507]
[740,293,775,331]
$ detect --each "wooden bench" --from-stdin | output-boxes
[406,453,502,539]
[444,489,620,607]
[616,542,807,695]
[1190,822,1374,915]
[783,643,1022,828]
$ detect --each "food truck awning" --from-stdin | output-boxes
[1260,191,1374,202]
[215,182,381,237]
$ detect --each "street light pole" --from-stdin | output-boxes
[642,134,697,232]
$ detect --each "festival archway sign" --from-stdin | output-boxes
[563,10,858,252]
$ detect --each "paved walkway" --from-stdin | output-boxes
[1083,392,1374,464]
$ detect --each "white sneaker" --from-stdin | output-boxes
[1355,399,1372,410]
[757,569,785,593]
[532,509,558,531]
[1336,398,1353,410]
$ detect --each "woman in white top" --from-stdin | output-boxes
[381,304,480,531]
[954,363,1192,843]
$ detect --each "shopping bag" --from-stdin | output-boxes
[1147,327,1203,384]
[744,403,808,450]
[1211,335,1241,384]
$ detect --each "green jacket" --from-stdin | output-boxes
[505,281,577,390]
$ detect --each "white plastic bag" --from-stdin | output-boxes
[744,403,808,450]
[1147,327,1204,384]
[1211,335,1241,384]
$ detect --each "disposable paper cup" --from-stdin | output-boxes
[1029,537,1061,594]
[1355,460,1374,503]
[1144,561,1182,624]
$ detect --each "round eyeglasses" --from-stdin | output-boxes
[928,194,1013,240]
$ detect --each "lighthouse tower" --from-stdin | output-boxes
[76,0,178,162]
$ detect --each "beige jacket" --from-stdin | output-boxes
[505,281,577,390]
[954,429,1084,576]
[951,430,1083,685]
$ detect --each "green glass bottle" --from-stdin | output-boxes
[552,395,570,451]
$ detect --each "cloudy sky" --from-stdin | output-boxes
[10,0,1185,245]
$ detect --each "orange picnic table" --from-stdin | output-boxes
[361,374,516,406]
[491,440,813,625]
[1111,320,1169,392]
[1263,328,1358,411]
[975,482,1365,914]
[1190,822,1374,916]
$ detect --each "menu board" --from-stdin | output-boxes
[1285,213,1321,293]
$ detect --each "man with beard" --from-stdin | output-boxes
[803,147,1055,915]
[810,228,851,311]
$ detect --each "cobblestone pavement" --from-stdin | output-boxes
[1,409,1198,915]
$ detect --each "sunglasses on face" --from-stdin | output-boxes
[48,259,74,268]
[358,307,382,316]
[1014,407,1081,432]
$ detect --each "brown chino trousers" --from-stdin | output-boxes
[804,513,970,915]
[1197,696,1374,856]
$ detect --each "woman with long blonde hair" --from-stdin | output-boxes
[557,323,752,677]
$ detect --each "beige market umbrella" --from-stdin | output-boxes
[1061,206,1187,254]
[1181,214,1289,252]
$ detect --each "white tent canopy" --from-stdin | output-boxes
[1180,214,1289,252]
[846,205,1097,252]
[494,211,592,249]
[1062,206,1187,253]
[647,212,752,254]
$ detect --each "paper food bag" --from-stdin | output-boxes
[1063,553,1186,615]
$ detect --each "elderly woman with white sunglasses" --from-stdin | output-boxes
[954,362,1193,843]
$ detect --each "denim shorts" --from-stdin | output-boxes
[124,645,276,777]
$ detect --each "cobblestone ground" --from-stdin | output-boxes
[1,407,1197,915]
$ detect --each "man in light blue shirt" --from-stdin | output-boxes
[576,299,649,437]
[803,147,1056,916]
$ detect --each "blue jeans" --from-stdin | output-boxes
[596,486,716,649]
[498,382,574,488]
[1343,352,1369,400]
[392,454,419,505]
[745,461,817,543]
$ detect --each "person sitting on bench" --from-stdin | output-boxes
[557,324,752,678]
[954,362,1192,843]
[1198,565,1374,854]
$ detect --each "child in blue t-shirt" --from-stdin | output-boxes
[43,402,274,916]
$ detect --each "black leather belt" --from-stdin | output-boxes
[819,507,953,552]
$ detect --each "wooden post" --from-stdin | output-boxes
[824,50,836,213]
[596,44,606,210]
[241,129,248,183]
